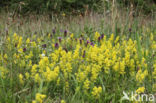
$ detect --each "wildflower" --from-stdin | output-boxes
[0,66,8,78]
[92,86,102,99]
[42,44,46,48]
[19,74,24,84]
[58,37,62,43]
[153,84,156,92]
[25,72,30,79]
[129,28,132,33]
[62,13,66,17]
[64,30,67,37]
[23,48,26,52]
[61,100,66,103]
[136,87,145,94]
[90,42,94,46]
[82,50,86,58]
[83,79,90,91]
[136,69,148,83]
[34,73,41,83]
[94,32,100,40]
[35,93,46,103]
[55,43,59,48]
[70,33,74,38]
[52,29,56,34]
[153,64,156,79]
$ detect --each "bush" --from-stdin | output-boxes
[117,0,156,14]
[0,0,155,14]
[0,0,102,14]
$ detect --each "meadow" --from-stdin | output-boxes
[0,5,156,103]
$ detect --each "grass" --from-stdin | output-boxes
[0,7,156,103]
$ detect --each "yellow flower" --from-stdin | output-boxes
[136,87,145,94]
[26,38,30,44]
[70,33,74,38]
[83,79,90,91]
[32,100,36,103]
[94,32,100,40]
[153,64,156,79]
[153,84,156,92]
[92,86,102,99]
[35,93,46,103]
[62,13,66,17]
[19,74,24,84]
[61,100,66,103]
[25,72,30,79]
[136,69,148,83]
[34,73,41,83]
[0,66,8,79]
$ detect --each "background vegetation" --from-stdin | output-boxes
[0,0,155,14]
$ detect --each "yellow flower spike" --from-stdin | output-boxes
[32,100,36,103]
[35,93,46,103]
[83,79,90,90]
[17,37,22,48]
[70,33,74,38]
[109,33,114,41]
[26,38,30,44]
[25,72,30,79]
[152,64,156,79]
[119,61,125,75]
[152,84,156,92]
[62,13,66,17]
[92,86,102,99]
[31,41,37,47]
[48,33,51,38]
[150,33,153,41]
[19,74,24,84]
[136,69,148,83]
[0,66,8,79]
[94,31,100,40]
[114,36,119,44]
[61,100,66,103]
[4,54,8,59]
[34,73,41,83]
[136,87,145,94]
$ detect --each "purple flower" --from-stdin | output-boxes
[90,42,94,46]
[101,34,104,39]
[87,40,90,44]
[98,36,101,41]
[129,28,132,32]
[64,30,67,37]
[52,29,56,34]
[86,40,90,46]
[23,48,26,52]
[82,50,86,58]
[58,37,62,43]
[79,38,83,44]
[55,43,59,48]
[42,44,46,48]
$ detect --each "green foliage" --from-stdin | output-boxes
[0,0,155,14]
[117,0,156,14]
[0,0,102,14]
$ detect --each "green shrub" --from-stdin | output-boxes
[0,0,155,14]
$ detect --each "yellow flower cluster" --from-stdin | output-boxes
[92,86,102,99]
[136,87,145,94]
[136,69,148,83]
[0,66,8,79]
[32,93,46,103]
